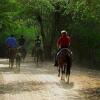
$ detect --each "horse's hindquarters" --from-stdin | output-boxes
[57,49,72,83]
[8,48,16,68]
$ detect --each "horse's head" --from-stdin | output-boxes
[57,48,72,64]
[60,48,71,57]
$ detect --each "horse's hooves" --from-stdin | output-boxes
[18,69,20,72]
[65,78,67,82]
[61,77,63,80]
[58,74,60,77]
[65,81,69,84]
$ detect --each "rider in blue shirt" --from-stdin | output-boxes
[5,34,17,48]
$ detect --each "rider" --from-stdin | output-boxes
[54,30,71,66]
[18,35,26,46]
[32,35,41,57]
[5,34,17,57]
[34,35,41,48]
[6,34,17,48]
[18,35,26,59]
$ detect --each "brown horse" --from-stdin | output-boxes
[32,46,43,63]
[18,46,27,61]
[57,48,72,83]
[16,47,22,70]
[8,48,16,68]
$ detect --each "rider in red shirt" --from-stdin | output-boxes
[57,30,71,48]
[54,30,71,66]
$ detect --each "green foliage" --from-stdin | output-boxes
[0,0,100,67]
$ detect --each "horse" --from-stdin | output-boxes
[32,46,43,63]
[57,48,72,83]
[15,48,22,70]
[18,46,27,61]
[8,48,16,68]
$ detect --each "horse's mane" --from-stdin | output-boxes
[59,48,70,55]
[57,48,72,67]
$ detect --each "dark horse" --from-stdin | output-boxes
[15,47,22,70]
[57,48,72,83]
[18,46,27,61]
[8,48,16,68]
[32,46,43,63]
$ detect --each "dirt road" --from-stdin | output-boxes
[0,57,100,100]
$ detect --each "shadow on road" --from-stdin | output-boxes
[59,80,74,89]
[0,67,12,72]
[0,81,45,94]
[78,87,100,100]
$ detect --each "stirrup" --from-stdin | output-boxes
[54,63,58,66]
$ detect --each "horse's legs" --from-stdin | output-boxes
[18,60,20,71]
[16,57,20,71]
[65,64,71,83]
[37,55,38,64]
[64,55,72,83]
[58,64,64,80]
[16,59,18,68]
[11,60,13,68]
[34,57,36,62]
[40,51,44,62]
[66,69,70,84]
[67,75,70,84]
[11,59,14,68]
[9,58,13,68]
[65,64,68,82]
[58,66,60,77]
[61,65,63,80]
[9,59,11,68]
[22,51,26,61]
[15,57,17,68]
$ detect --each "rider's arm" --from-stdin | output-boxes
[5,38,9,48]
[57,37,61,49]
[39,39,41,44]
[68,36,71,47]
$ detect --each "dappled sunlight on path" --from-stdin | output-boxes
[0,57,100,100]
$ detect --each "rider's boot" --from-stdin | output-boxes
[54,58,58,66]
[54,52,59,66]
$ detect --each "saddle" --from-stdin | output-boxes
[8,48,16,58]
[55,48,72,66]
[57,48,72,57]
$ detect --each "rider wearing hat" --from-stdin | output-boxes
[6,34,17,48]
[34,35,41,48]
[57,30,71,49]
[54,30,71,66]
[18,35,26,46]
[5,34,17,58]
